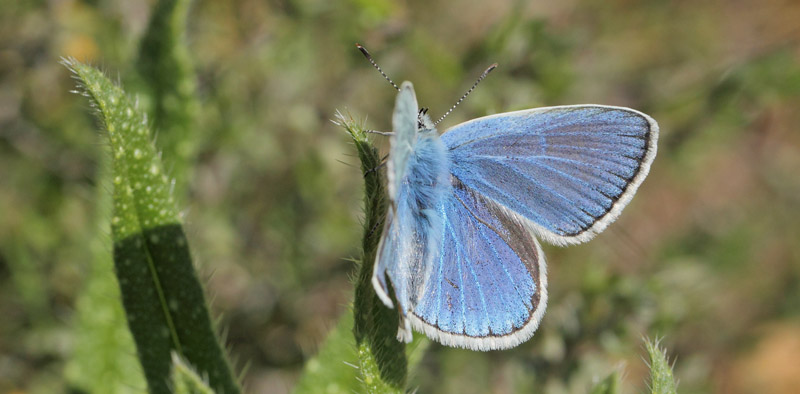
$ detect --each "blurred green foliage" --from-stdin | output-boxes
[590,370,620,394]
[135,0,199,196]
[1,0,800,393]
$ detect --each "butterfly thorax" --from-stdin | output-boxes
[402,127,449,213]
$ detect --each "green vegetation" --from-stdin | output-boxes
[2,0,799,393]
[171,353,217,394]
[645,339,678,394]
[64,60,239,393]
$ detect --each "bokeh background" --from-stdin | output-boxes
[2,0,800,393]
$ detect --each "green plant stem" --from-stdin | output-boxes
[339,113,411,392]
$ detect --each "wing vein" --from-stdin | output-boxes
[483,159,593,227]
[447,217,468,335]
[453,193,520,313]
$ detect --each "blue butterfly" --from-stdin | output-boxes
[360,47,658,351]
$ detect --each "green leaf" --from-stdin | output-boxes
[645,338,678,394]
[293,309,362,394]
[64,59,239,394]
[171,353,216,394]
[65,155,147,393]
[356,335,429,394]
[591,370,621,394]
[136,0,199,196]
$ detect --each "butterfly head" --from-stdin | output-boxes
[417,107,435,131]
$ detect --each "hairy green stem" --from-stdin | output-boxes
[340,113,410,392]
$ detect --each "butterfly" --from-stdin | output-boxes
[358,45,658,351]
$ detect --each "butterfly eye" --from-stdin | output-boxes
[417,107,431,129]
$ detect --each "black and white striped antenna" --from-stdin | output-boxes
[434,63,497,126]
[356,43,400,92]
[356,43,497,127]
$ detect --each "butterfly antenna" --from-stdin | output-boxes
[434,63,498,126]
[356,43,400,92]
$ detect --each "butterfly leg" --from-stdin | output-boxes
[365,215,384,239]
[397,316,413,343]
[363,154,389,177]
[365,129,394,136]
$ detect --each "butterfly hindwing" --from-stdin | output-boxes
[441,105,658,246]
[408,178,547,350]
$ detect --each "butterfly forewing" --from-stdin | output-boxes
[441,105,658,246]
